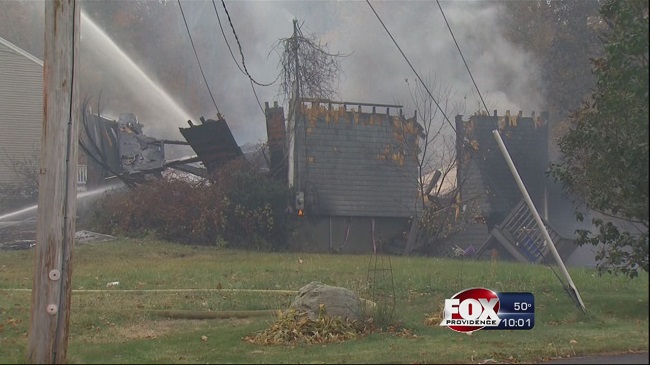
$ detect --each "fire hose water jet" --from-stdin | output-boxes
[79,11,192,139]
[0,185,119,222]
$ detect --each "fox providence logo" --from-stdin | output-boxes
[440,287,501,333]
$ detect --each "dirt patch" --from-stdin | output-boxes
[113,320,176,340]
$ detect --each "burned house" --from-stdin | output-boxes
[266,99,423,253]
[80,112,167,188]
[449,110,578,263]
[80,109,249,188]
[178,117,244,175]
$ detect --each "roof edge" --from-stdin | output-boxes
[0,35,44,67]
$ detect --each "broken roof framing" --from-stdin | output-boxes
[449,110,579,263]
[179,117,244,175]
[80,112,244,187]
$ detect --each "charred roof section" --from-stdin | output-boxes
[117,113,165,175]
[455,110,549,231]
[179,117,244,174]
[80,112,166,185]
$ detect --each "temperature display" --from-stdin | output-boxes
[485,292,535,330]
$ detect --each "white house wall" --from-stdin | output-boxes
[0,36,43,185]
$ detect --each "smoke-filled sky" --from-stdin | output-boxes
[2,0,545,145]
[159,0,545,144]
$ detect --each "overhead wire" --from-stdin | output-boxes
[365,0,510,197]
[365,1,499,256]
[211,0,267,115]
[365,0,457,136]
[217,0,279,87]
[448,2,565,290]
[432,1,569,286]
[212,0,246,76]
[435,0,490,114]
[366,0,568,289]
[212,0,298,180]
[212,1,286,181]
[177,0,222,117]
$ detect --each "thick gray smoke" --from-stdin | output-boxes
[176,0,546,144]
[2,1,545,144]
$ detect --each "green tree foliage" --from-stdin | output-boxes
[550,0,649,277]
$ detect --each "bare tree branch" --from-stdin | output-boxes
[272,21,349,103]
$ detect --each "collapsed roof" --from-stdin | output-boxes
[178,117,244,174]
[80,113,246,185]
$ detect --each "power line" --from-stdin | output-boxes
[211,0,266,114]
[248,79,265,114]
[365,0,457,135]
[218,0,279,87]
[431,2,566,284]
[212,0,246,76]
[365,0,515,199]
[435,0,490,114]
[367,0,570,296]
[425,1,516,208]
[177,0,221,116]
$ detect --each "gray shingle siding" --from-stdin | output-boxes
[0,37,43,185]
[294,104,421,218]
[456,112,549,238]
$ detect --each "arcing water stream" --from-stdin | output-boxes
[1,11,197,224]
[0,184,119,223]
[79,11,192,139]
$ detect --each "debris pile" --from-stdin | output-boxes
[243,307,373,345]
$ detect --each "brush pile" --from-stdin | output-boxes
[244,305,374,345]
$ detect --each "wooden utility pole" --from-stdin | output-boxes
[287,19,300,188]
[293,19,302,192]
[27,0,80,363]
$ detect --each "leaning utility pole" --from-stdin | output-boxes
[27,0,80,363]
[493,130,586,313]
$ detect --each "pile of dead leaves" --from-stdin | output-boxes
[424,308,444,327]
[243,308,374,345]
[385,324,418,339]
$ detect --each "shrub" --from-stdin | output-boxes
[213,160,293,249]
[90,159,293,249]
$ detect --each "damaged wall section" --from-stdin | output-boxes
[287,100,423,253]
[451,110,557,258]
[456,110,549,231]
[295,101,422,218]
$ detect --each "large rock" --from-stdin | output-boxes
[289,281,366,321]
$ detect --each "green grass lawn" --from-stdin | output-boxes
[0,237,648,363]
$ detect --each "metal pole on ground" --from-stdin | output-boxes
[492,129,586,313]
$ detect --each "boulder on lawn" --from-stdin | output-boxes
[289,281,371,321]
